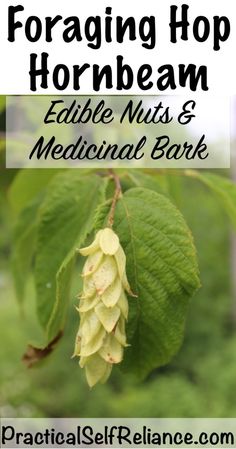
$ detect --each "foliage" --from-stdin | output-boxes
[113,188,199,378]
[186,170,236,228]
[1,174,236,417]
[6,165,236,381]
[1,95,236,414]
[7,167,204,379]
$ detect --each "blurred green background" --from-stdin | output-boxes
[1,97,236,418]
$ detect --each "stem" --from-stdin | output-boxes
[107,169,122,227]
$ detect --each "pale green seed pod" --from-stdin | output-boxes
[73,227,132,387]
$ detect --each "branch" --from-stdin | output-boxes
[107,169,122,227]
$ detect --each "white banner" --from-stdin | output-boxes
[0,0,235,94]
[1,418,236,448]
[5,95,230,168]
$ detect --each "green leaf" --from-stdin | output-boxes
[0,96,5,113]
[46,248,76,342]
[34,172,108,338]
[0,140,5,153]
[185,170,236,228]
[8,169,63,214]
[126,170,167,195]
[113,187,200,379]
[12,196,42,304]
[94,199,112,231]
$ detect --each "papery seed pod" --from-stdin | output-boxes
[73,227,133,387]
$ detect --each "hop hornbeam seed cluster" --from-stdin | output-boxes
[73,228,133,387]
